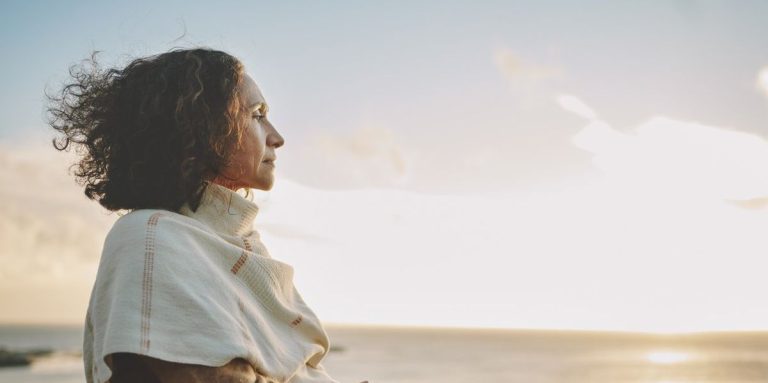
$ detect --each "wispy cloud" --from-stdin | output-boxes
[286,126,411,190]
[261,171,768,332]
[561,95,768,201]
[494,48,563,83]
[556,94,599,121]
[0,140,116,322]
[757,66,768,98]
[5,134,768,330]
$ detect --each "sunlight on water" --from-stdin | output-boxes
[3,325,768,382]
[28,353,82,372]
[646,350,691,364]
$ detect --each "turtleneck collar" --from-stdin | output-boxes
[179,183,260,237]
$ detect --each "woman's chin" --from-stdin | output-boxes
[251,177,275,191]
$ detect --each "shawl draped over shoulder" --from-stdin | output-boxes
[83,183,339,383]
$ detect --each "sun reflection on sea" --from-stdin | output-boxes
[646,350,691,364]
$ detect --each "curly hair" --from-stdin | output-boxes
[46,48,248,213]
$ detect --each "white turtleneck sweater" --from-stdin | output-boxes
[83,183,339,383]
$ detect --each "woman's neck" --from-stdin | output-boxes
[211,175,242,191]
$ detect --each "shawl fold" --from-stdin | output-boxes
[83,183,338,383]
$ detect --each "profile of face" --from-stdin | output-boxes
[215,73,285,191]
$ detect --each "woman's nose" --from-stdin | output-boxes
[273,134,284,148]
[269,124,285,148]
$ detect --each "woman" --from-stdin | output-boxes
[47,48,348,383]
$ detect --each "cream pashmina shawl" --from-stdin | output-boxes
[83,183,339,383]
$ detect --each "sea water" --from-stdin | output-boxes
[1,324,768,383]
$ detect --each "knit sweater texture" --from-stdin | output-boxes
[83,183,338,383]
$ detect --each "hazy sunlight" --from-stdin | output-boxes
[645,351,691,365]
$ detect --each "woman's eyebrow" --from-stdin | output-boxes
[248,102,268,113]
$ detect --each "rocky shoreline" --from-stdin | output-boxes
[0,348,53,367]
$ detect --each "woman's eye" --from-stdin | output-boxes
[251,105,268,121]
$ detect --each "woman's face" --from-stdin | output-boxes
[216,73,284,191]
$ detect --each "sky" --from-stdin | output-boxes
[2,0,768,332]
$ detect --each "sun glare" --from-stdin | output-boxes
[758,67,768,96]
[645,351,690,364]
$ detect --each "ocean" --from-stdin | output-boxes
[1,324,768,383]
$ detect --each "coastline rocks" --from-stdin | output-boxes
[0,347,53,368]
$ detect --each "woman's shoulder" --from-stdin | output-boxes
[100,208,217,266]
[94,208,235,299]
[106,208,210,242]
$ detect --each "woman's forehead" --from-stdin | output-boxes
[241,73,266,107]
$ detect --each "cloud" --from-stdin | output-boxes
[257,171,768,332]
[284,116,591,194]
[0,140,116,322]
[556,94,599,121]
[758,66,768,97]
[494,48,562,83]
[4,134,768,331]
[287,126,411,190]
[560,95,768,201]
[256,222,335,244]
[6,91,768,330]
